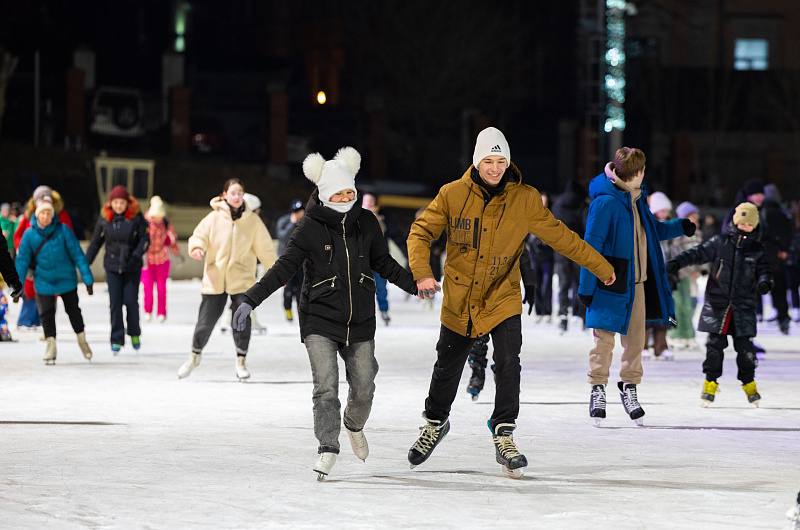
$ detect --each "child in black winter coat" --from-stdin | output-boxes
[667,202,772,407]
[232,147,417,480]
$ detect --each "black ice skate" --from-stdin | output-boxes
[408,415,450,468]
[589,384,606,426]
[490,421,527,479]
[617,381,645,426]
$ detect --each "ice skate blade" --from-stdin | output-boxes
[750,401,760,408]
[315,472,328,481]
[592,418,604,427]
[44,360,56,366]
[469,393,479,402]
[633,418,644,426]
[700,400,712,408]
[409,464,417,470]
[502,466,524,479]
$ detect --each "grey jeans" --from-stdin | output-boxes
[304,335,378,454]
[191,293,251,355]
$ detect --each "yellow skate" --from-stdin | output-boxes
[700,380,719,407]
[742,381,761,407]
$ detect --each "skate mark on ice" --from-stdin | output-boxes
[0,420,123,426]
[473,401,666,406]
[709,407,800,411]
[597,425,800,432]
[325,473,536,488]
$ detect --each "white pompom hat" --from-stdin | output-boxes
[303,147,361,212]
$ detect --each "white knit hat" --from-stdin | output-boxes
[303,147,360,213]
[648,191,672,214]
[147,196,166,219]
[472,127,510,168]
[35,197,54,217]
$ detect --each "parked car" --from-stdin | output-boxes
[90,87,146,138]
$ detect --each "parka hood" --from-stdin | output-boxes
[305,189,362,232]
[25,190,65,217]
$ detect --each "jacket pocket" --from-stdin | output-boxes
[597,255,628,295]
[358,272,376,292]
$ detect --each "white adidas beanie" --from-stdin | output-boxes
[648,191,672,214]
[303,147,360,212]
[472,127,511,168]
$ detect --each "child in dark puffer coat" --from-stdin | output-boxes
[668,202,772,407]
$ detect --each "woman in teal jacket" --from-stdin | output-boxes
[15,199,94,364]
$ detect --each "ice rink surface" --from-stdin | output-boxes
[1,280,798,529]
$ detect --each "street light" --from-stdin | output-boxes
[316,90,327,105]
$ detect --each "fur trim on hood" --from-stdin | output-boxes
[101,196,141,221]
[25,190,65,217]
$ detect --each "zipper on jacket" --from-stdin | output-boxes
[312,276,337,288]
[359,273,375,285]
[342,215,353,346]
[715,261,724,280]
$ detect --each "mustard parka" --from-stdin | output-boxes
[408,165,614,338]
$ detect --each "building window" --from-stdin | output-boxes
[734,39,768,70]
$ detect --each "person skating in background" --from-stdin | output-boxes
[669,202,703,350]
[177,178,277,381]
[0,230,23,342]
[231,148,417,479]
[701,213,719,242]
[788,203,800,322]
[141,196,180,323]
[275,199,305,322]
[1,202,17,258]
[579,148,691,426]
[406,127,614,478]
[86,186,150,354]
[644,191,675,361]
[361,192,399,326]
[759,184,793,334]
[15,198,94,364]
[14,186,74,331]
[667,202,771,407]
[526,193,555,323]
[551,180,588,333]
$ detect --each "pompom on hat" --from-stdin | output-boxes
[147,196,166,219]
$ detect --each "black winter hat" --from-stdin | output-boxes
[741,179,765,197]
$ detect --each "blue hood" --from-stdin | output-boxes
[588,172,648,209]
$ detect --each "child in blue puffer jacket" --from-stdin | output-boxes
[578,147,694,425]
[15,198,95,364]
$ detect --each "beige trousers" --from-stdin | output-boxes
[588,283,646,385]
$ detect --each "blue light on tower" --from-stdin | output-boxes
[604,0,627,134]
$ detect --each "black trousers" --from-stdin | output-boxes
[36,289,85,339]
[770,264,789,320]
[425,315,522,426]
[192,293,252,355]
[534,260,553,316]
[704,331,757,385]
[787,266,800,309]
[555,259,579,317]
[107,270,141,345]
[283,271,303,310]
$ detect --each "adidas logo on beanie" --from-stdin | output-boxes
[473,127,510,168]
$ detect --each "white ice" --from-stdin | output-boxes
[1,280,798,529]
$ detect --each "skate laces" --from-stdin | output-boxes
[494,434,521,458]
[591,386,606,408]
[623,385,640,408]
[413,422,441,454]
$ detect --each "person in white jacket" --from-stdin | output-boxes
[177,178,277,380]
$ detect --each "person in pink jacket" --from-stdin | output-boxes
[141,196,180,322]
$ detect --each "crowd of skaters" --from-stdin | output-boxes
[0,129,799,479]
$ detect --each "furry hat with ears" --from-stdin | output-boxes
[303,147,361,212]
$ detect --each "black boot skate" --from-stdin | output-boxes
[408,414,450,468]
[618,381,645,426]
[465,336,490,400]
[589,384,607,426]
[490,421,527,479]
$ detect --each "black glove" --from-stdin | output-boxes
[10,284,23,303]
[86,284,94,296]
[666,260,680,274]
[522,284,536,315]
[681,218,696,237]
[232,302,254,331]
[579,294,593,308]
[757,281,771,295]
